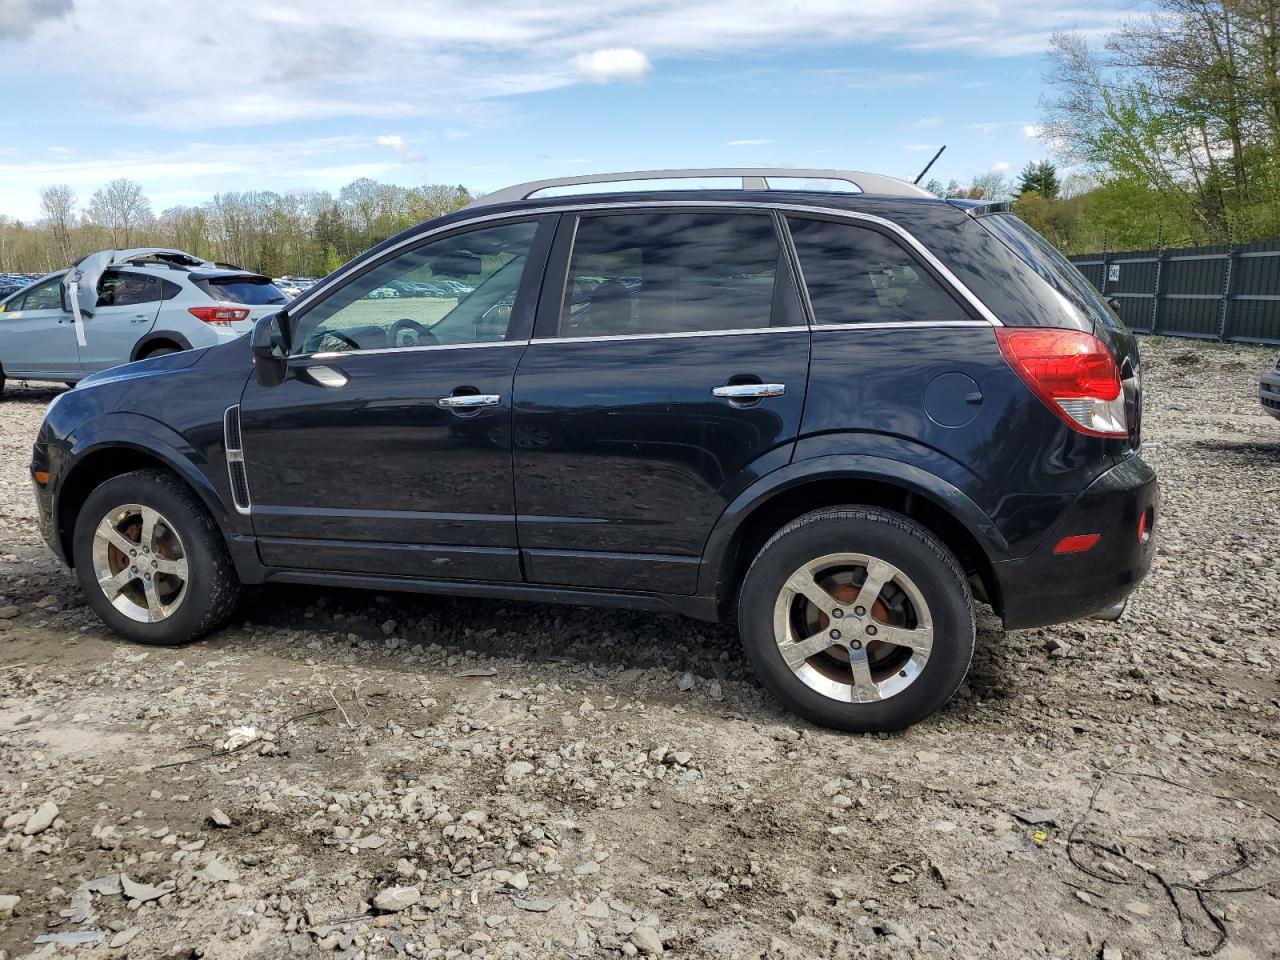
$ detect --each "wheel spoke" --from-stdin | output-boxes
[847,646,881,703]
[874,622,933,654]
[778,628,839,669]
[154,556,188,579]
[142,578,166,620]
[97,519,136,556]
[784,568,840,616]
[140,507,160,551]
[98,567,135,599]
[851,559,893,614]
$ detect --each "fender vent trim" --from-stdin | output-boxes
[223,405,251,515]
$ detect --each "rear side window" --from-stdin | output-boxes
[193,276,288,306]
[97,270,161,307]
[980,213,1124,331]
[787,217,971,326]
[561,212,789,336]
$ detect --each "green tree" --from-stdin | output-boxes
[1016,161,1060,200]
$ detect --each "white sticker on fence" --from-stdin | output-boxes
[1107,264,1120,282]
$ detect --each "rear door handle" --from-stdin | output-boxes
[712,383,786,399]
[438,394,501,409]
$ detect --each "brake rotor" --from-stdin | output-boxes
[803,573,900,667]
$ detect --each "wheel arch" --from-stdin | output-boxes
[700,455,1008,618]
[130,331,193,362]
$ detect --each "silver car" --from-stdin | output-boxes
[0,248,286,395]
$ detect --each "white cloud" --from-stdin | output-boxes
[375,134,425,163]
[724,138,775,147]
[572,48,652,83]
[912,117,942,128]
[1022,124,1043,139]
[991,161,1011,172]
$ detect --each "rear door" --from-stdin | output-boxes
[77,269,166,373]
[0,274,80,379]
[510,208,810,595]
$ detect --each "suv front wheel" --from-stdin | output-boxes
[739,506,975,732]
[72,469,241,645]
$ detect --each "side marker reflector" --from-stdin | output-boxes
[1053,533,1101,555]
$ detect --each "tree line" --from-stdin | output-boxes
[0,178,474,277]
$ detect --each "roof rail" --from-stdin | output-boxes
[466,168,933,208]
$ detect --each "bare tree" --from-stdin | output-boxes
[86,178,153,247]
[39,184,77,265]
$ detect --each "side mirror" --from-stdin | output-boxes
[252,311,289,387]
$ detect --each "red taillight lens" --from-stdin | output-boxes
[1053,533,1101,555]
[996,328,1127,437]
[188,305,250,326]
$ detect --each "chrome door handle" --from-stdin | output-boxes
[712,383,786,399]
[438,394,501,409]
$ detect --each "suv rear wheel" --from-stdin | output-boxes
[739,506,974,731]
[72,469,241,645]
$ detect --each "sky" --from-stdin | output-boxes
[0,0,1136,221]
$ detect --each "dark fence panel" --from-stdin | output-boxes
[1069,240,1280,344]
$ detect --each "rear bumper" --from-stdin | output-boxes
[1260,369,1280,420]
[995,455,1159,629]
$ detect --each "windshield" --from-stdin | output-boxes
[979,213,1125,331]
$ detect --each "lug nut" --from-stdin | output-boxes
[829,629,841,641]
[850,639,863,650]
[832,608,844,619]
[865,625,878,636]
[854,606,866,616]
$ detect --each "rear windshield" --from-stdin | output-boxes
[979,213,1124,331]
[193,276,287,306]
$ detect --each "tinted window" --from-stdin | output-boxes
[561,212,785,337]
[787,217,970,325]
[980,213,1125,331]
[292,220,538,354]
[97,270,161,308]
[15,276,64,311]
[192,276,288,306]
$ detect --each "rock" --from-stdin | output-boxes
[374,886,420,912]
[503,761,535,785]
[110,928,140,949]
[511,897,558,912]
[1101,946,1123,960]
[932,820,956,833]
[198,859,238,883]
[677,672,695,692]
[0,605,18,619]
[0,894,19,918]
[209,808,232,828]
[914,751,940,763]
[120,874,169,903]
[23,800,58,835]
[631,926,664,955]
[574,861,600,876]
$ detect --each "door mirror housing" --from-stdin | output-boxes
[252,311,289,387]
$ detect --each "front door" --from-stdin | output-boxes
[238,215,554,581]
[0,274,81,380]
[511,209,811,595]
[77,269,165,372]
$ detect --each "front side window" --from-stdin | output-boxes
[787,217,970,326]
[291,221,538,355]
[14,277,64,312]
[560,212,786,337]
[97,270,161,308]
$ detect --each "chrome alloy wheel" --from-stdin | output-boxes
[771,553,934,703]
[90,503,189,623]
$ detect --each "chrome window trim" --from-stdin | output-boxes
[530,325,808,346]
[304,339,528,360]
[809,320,994,332]
[285,200,1004,332]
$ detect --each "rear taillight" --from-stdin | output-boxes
[996,328,1127,438]
[188,305,250,326]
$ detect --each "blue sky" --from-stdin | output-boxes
[0,1,1133,220]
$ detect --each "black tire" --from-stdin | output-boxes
[142,346,179,359]
[72,469,241,645]
[738,506,975,732]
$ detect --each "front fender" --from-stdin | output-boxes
[696,449,1008,600]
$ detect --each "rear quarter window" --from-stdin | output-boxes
[786,217,972,325]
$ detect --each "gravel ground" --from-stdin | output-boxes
[0,335,1278,960]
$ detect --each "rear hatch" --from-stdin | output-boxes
[972,211,1142,450]
[189,271,289,326]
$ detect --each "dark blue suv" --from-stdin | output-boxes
[30,169,1158,731]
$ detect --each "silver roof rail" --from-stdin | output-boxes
[466,168,933,208]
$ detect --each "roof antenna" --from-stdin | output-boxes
[913,145,946,185]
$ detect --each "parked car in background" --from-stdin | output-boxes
[0,248,286,394]
[0,273,40,299]
[1260,356,1280,420]
[29,168,1158,732]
